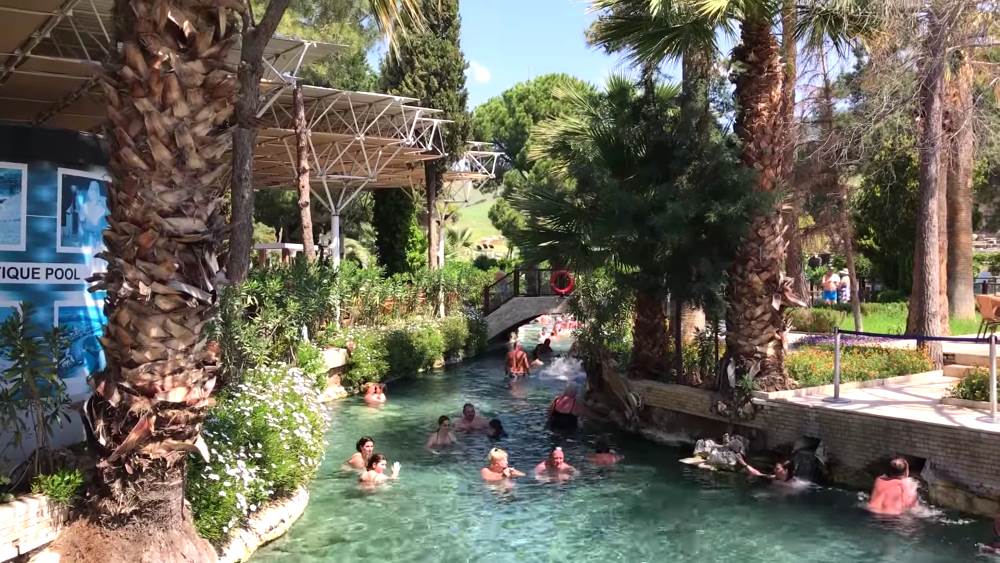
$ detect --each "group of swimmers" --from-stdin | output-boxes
[345,399,622,487]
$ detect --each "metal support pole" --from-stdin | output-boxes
[990,334,997,422]
[330,213,341,267]
[824,328,850,404]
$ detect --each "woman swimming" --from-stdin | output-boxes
[426,415,458,449]
[487,418,508,439]
[480,448,525,482]
[548,382,581,430]
[345,436,375,470]
[359,453,401,485]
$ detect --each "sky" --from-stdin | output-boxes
[458,0,629,108]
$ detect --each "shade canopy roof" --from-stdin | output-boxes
[0,0,497,205]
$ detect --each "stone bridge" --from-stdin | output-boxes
[485,295,570,341]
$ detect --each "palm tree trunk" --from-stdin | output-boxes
[294,84,316,261]
[227,0,291,283]
[938,147,950,334]
[780,0,808,306]
[628,290,668,379]
[681,44,713,142]
[946,52,975,320]
[725,18,791,390]
[75,0,237,555]
[910,12,948,367]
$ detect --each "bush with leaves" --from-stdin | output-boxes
[187,365,328,544]
[439,315,470,359]
[295,341,328,390]
[0,303,72,481]
[786,345,932,388]
[949,367,997,402]
[385,322,444,378]
[787,308,843,333]
[30,468,84,506]
[568,268,633,367]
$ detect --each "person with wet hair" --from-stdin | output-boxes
[455,402,490,432]
[487,418,508,439]
[364,382,386,404]
[426,415,458,449]
[587,439,623,466]
[345,436,375,470]
[359,453,400,485]
[534,447,578,480]
[868,457,919,515]
[481,448,525,482]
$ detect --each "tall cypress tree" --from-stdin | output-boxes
[377,0,470,270]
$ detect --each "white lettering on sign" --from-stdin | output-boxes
[0,262,105,284]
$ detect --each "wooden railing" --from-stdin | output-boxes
[482,268,565,315]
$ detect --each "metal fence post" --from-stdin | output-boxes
[824,328,850,404]
[991,334,998,423]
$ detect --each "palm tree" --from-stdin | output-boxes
[445,226,474,260]
[591,0,876,388]
[511,76,757,381]
[72,0,424,558]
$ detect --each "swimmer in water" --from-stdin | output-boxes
[586,439,623,466]
[487,418,508,439]
[359,453,400,485]
[481,448,525,482]
[867,457,919,516]
[505,341,531,377]
[425,415,458,450]
[345,436,375,470]
[454,403,490,432]
[534,447,578,480]
[548,382,581,430]
[979,516,1000,554]
[531,338,553,366]
[364,383,386,404]
[739,455,793,482]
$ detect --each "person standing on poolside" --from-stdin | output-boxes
[821,266,840,305]
[535,447,578,480]
[359,453,400,485]
[867,457,919,516]
[454,403,490,432]
[345,436,375,470]
[426,415,458,449]
[481,448,525,482]
[505,342,531,377]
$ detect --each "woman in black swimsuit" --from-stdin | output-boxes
[548,383,580,430]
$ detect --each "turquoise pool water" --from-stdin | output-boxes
[254,349,991,562]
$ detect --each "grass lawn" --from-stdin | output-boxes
[835,306,982,335]
[455,196,499,241]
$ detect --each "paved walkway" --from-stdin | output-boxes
[769,374,1000,434]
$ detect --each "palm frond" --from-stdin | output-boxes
[368,0,425,55]
[795,0,880,58]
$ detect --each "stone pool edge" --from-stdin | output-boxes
[217,487,309,563]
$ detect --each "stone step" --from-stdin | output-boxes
[944,352,991,367]
[943,364,977,378]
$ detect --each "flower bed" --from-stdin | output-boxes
[186,365,329,545]
[948,367,998,403]
[786,345,933,388]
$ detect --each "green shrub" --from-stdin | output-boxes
[787,308,842,333]
[295,341,328,390]
[332,328,389,390]
[31,468,84,505]
[874,289,907,303]
[464,311,489,356]
[385,323,444,378]
[439,315,470,358]
[187,365,328,544]
[786,345,932,388]
[949,367,997,402]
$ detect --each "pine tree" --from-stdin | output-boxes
[377,0,470,270]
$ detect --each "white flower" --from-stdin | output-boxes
[207,473,220,481]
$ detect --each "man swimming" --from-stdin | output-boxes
[867,457,919,516]
[454,403,490,432]
[586,439,623,466]
[534,447,578,480]
[531,338,553,366]
[505,342,531,377]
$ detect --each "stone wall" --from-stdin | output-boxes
[634,381,1000,517]
[0,495,68,561]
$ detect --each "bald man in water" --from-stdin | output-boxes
[867,457,919,515]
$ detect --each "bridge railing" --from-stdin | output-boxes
[482,268,561,315]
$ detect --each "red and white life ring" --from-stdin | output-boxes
[549,270,575,296]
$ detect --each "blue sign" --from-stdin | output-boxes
[0,126,109,399]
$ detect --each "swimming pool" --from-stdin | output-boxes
[253,350,991,562]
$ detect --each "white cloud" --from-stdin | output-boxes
[467,60,492,84]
